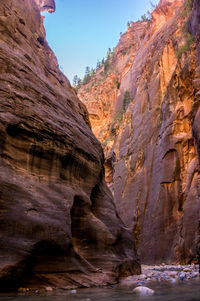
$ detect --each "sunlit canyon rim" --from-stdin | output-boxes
[0,0,140,291]
[78,0,200,264]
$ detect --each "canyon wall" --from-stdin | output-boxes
[78,0,200,264]
[0,0,140,291]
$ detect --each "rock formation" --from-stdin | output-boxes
[78,0,200,264]
[35,0,56,13]
[0,0,140,291]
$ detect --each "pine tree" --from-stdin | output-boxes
[82,66,91,85]
[96,59,101,71]
[141,14,148,21]
[72,75,78,86]
[77,78,82,87]
[90,68,95,77]
[106,48,112,60]
[85,66,90,76]
[150,1,156,10]
[147,10,151,20]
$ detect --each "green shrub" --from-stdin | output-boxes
[176,0,194,59]
[123,91,132,112]
[114,111,123,122]
[33,32,39,39]
[102,135,115,148]
[176,33,194,58]
[176,44,189,58]
[82,74,90,85]
[117,81,121,89]
[140,13,149,22]
[122,50,127,56]
[181,0,192,16]
[104,59,110,72]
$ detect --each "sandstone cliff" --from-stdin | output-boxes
[78,0,200,264]
[0,0,140,291]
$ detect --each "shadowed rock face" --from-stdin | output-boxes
[0,0,140,291]
[79,0,200,264]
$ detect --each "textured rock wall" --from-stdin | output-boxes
[79,0,200,264]
[78,22,148,143]
[0,0,140,291]
[191,0,200,164]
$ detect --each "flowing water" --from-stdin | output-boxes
[0,280,200,301]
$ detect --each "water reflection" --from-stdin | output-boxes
[0,280,200,301]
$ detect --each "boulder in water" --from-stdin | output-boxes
[133,286,155,295]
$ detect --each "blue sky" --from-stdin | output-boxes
[43,0,159,83]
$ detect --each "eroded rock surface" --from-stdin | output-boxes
[0,0,140,291]
[79,0,200,264]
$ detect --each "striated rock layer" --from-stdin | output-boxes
[79,0,200,264]
[0,0,140,291]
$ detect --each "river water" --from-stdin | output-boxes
[0,280,200,301]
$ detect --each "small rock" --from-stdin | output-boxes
[133,286,155,296]
[139,274,147,279]
[183,268,192,273]
[18,287,26,293]
[120,276,137,286]
[168,271,177,277]
[154,274,161,281]
[178,272,186,280]
[192,272,199,278]
[45,286,53,292]
[170,278,176,284]
[137,281,145,286]
[71,289,77,294]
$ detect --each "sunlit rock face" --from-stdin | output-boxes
[0,0,140,291]
[78,21,148,144]
[79,0,200,264]
[191,0,200,164]
[152,0,183,32]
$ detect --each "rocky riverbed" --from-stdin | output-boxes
[120,264,200,287]
[15,264,200,295]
